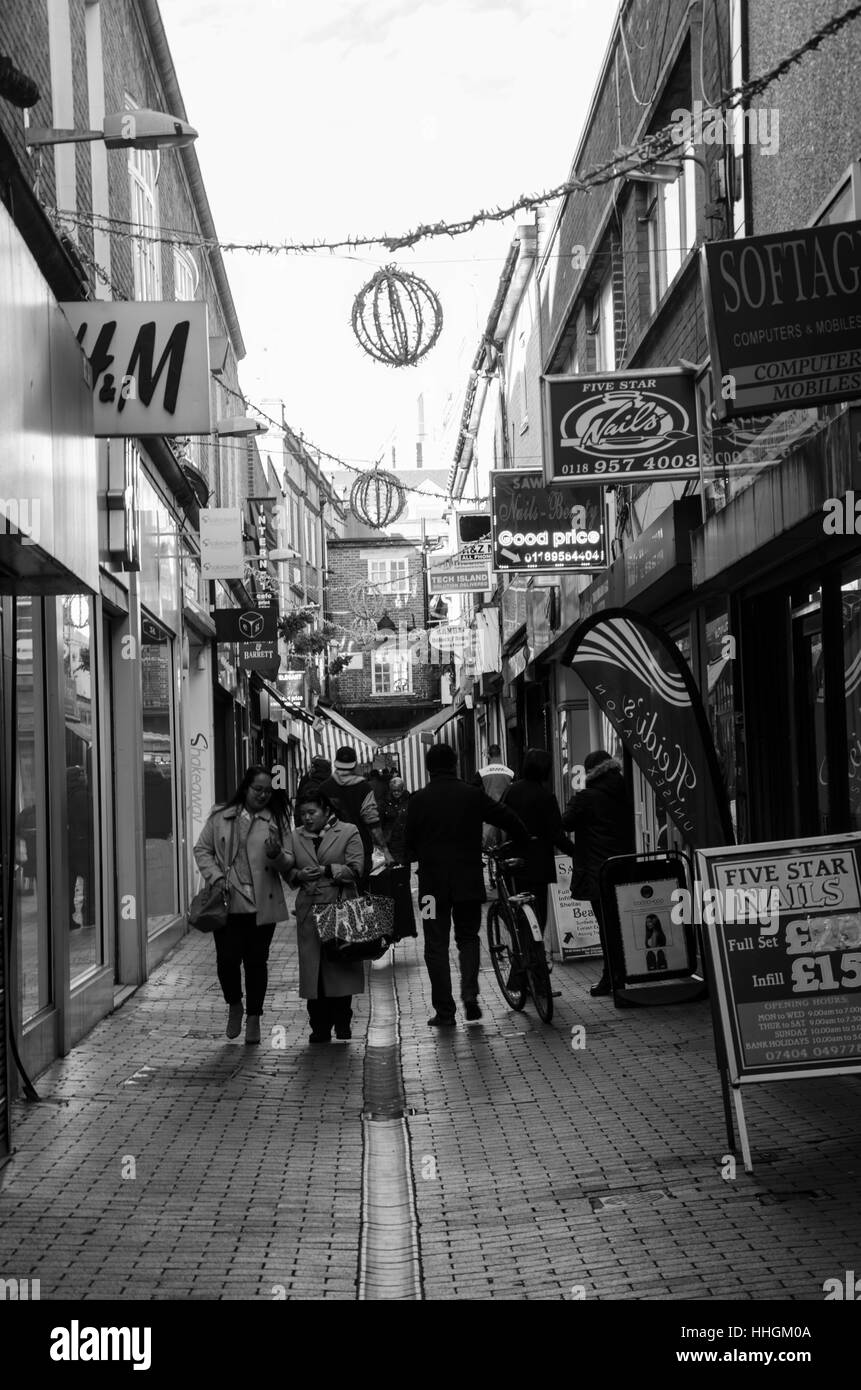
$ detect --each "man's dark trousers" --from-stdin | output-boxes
[421,892,482,1019]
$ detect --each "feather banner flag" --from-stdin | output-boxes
[563,607,735,848]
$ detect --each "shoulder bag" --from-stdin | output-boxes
[188,815,237,933]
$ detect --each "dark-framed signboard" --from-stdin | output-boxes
[698,833,861,1084]
[597,852,698,996]
[489,469,607,574]
[542,368,701,485]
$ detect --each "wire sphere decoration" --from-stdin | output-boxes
[350,468,406,530]
[351,264,443,367]
[348,581,386,620]
[350,616,380,647]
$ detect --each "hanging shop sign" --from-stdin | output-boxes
[427,549,492,594]
[548,856,602,960]
[61,300,211,435]
[200,509,245,580]
[100,438,141,571]
[563,608,735,848]
[213,605,278,645]
[542,369,700,485]
[698,833,861,1080]
[490,470,607,573]
[702,220,861,419]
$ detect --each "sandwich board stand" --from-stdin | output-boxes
[697,832,861,1174]
[597,851,705,1008]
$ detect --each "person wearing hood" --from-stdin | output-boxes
[294,756,332,825]
[317,746,392,884]
[473,742,515,856]
[562,749,636,997]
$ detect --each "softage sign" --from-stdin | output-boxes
[542,369,700,484]
[702,220,861,418]
[490,469,607,574]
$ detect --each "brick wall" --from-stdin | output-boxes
[326,540,440,716]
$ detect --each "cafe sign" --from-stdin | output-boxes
[61,301,211,435]
[490,469,607,574]
[542,369,700,484]
[702,220,861,419]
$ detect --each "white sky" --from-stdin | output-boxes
[160,0,618,468]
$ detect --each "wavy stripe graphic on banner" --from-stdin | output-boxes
[573,619,690,708]
[845,645,861,700]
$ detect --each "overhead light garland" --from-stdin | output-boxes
[47,8,861,258]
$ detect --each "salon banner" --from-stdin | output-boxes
[562,607,734,848]
[698,833,861,1080]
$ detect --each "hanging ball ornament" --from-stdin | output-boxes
[352,264,443,367]
[350,468,406,530]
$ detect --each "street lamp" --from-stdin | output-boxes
[25,108,197,149]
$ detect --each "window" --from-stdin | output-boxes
[594,273,615,372]
[368,557,411,608]
[372,649,413,695]
[646,154,696,312]
[173,247,198,301]
[61,593,102,981]
[127,99,162,300]
[141,614,179,933]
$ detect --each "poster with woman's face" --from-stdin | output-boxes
[613,879,689,979]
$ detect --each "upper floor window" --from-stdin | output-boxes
[368,557,410,608]
[646,153,696,313]
[126,97,162,300]
[173,247,198,301]
[594,273,616,372]
[372,648,412,696]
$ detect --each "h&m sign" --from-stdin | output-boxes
[61,301,211,435]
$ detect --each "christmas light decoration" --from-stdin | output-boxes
[351,266,443,367]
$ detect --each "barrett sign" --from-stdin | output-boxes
[542,369,700,484]
[490,470,607,574]
[61,301,211,435]
[702,220,861,418]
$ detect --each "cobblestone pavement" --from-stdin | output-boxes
[1,888,860,1301]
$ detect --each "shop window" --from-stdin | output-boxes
[790,588,829,836]
[61,594,102,982]
[705,606,739,836]
[12,597,51,1024]
[141,615,179,932]
[842,564,861,830]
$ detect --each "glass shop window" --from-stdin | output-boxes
[141,614,179,932]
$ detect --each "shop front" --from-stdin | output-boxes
[1,201,101,1107]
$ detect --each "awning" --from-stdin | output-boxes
[313,706,380,766]
[400,705,458,738]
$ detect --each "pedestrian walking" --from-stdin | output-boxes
[404,741,527,1026]
[377,775,417,940]
[293,756,331,825]
[502,748,575,933]
[317,746,392,884]
[561,749,636,996]
[282,789,366,1044]
[193,765,293,1043]
[473,741,514,856]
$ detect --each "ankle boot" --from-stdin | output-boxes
[245,1014,261,1044]
[226,1004,243,1039]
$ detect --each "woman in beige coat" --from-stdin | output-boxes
[282,789,366,1043]
[193,765,292,1044]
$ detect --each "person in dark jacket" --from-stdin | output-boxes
[404,741,527,1026]
[504,748,574,932]
[293,756,332,825]
[317,747,392,884]
[374,776,417,942]
[562,749,636,996]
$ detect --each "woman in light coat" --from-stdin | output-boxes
[282,789,366,1044]
[193,764,292,1044]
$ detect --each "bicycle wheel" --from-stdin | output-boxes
[518,906,554,1023]
[487,901,527,1010]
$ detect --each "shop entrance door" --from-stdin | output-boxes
[790,588,830,836]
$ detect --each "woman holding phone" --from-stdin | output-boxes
[193,765,292,1044]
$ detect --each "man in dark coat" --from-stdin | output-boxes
[504,748,575,932]
[404,741,527,1026]
[317,746,391,884]
[562,749,636,996]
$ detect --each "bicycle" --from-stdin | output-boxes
[486,842,554,1023]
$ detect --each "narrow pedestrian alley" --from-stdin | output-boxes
[2,894,859,1302]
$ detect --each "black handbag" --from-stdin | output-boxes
[188,816,237,933]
